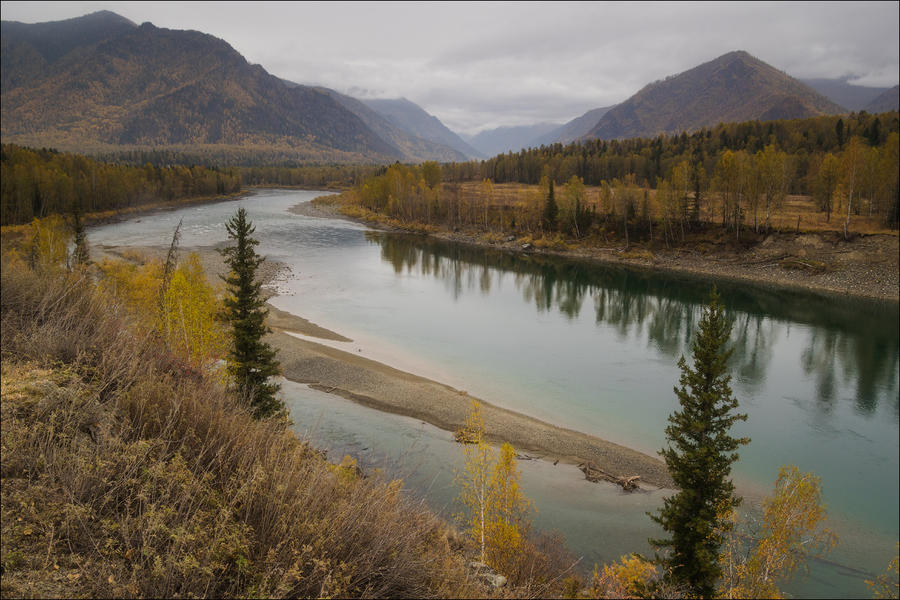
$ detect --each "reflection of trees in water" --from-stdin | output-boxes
[802,329,843,409]
[848,334,899,414]
[368,232,899,414]
[801,327,900,415]
[645,295,695,359]
[731,312,777,396]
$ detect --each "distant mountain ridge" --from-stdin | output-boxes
[799,77,892,112]
[4,14,888,165]
[864,85,900,113]
[584,51,847,141]
[464,123,562,156]
[323,91,469,162]
[462,105,618,155]
[1,12,404,163]
[277,77,469,162]
[533,106,615,146]
[361,98,484,159]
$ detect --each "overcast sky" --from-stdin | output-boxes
[3,1,898,134]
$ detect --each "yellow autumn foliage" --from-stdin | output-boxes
[159,253,226,370]
[457,431,494,564]
[590,554,659,598]
[718,465,837,599]
[24,215,71,271]
[98,255,163,317]
[98,251,225,371]
[866,544,899,599]
[455,401,532,574]
[455,398,485,443]
[485,442,531,573]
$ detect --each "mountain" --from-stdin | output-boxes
[362,98,484,159]
[531,106,615,147]
[276,78,468,162]
[464,123,562,156]
[864,85,900,113]
[584,51,847,141]
[1,12,401,163]
[799,77,892,112]
[1,10,136,75]
[318,89,468,162]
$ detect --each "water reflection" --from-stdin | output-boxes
[369,231,899,415]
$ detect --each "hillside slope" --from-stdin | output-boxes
[800,77,891,112]
[585,51,847,140]
[0,257,481,598]
[532,106,615,146]
[865,85,900,113]
[320,88,468,162]
[363,98,484,159]
[465,123,562,156]
[1,12,401,163]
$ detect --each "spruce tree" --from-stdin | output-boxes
[542,178,558,231]
[220,207,283,418]
[650,288,749,597]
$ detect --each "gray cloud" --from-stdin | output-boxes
[2,1,897,134]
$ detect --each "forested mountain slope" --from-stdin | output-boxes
[585,51,847,141]
[362,97,484,159]
[865,85,900,113]
[317,88,469,162]
[1,12,401,163]
[532,106,615,146]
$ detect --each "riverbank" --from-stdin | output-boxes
[298,197,900,304]
[268,328,673,489]
[91,240,673,489]
[0,191,248,251]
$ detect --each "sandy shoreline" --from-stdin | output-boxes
[295,197,900,304]
[269,328,673,488]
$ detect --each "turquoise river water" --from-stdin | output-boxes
[88,189,899,598]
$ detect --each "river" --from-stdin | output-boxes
[89,188,899,598]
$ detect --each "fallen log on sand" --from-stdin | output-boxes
[578,461,642,491]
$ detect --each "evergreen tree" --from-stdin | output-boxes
[542,178,558,231]
[220,207,282,418]
[71,200,90,267]
[650,288,749,597]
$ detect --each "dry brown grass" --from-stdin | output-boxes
[1,253,583,598]
[0,257,489,598]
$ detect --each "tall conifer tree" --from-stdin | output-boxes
[220,207,282,418]
[650,288,749,597]
[542,178,558,231]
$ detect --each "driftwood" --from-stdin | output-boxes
[779,257,827,273]
[578,461,642,491]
